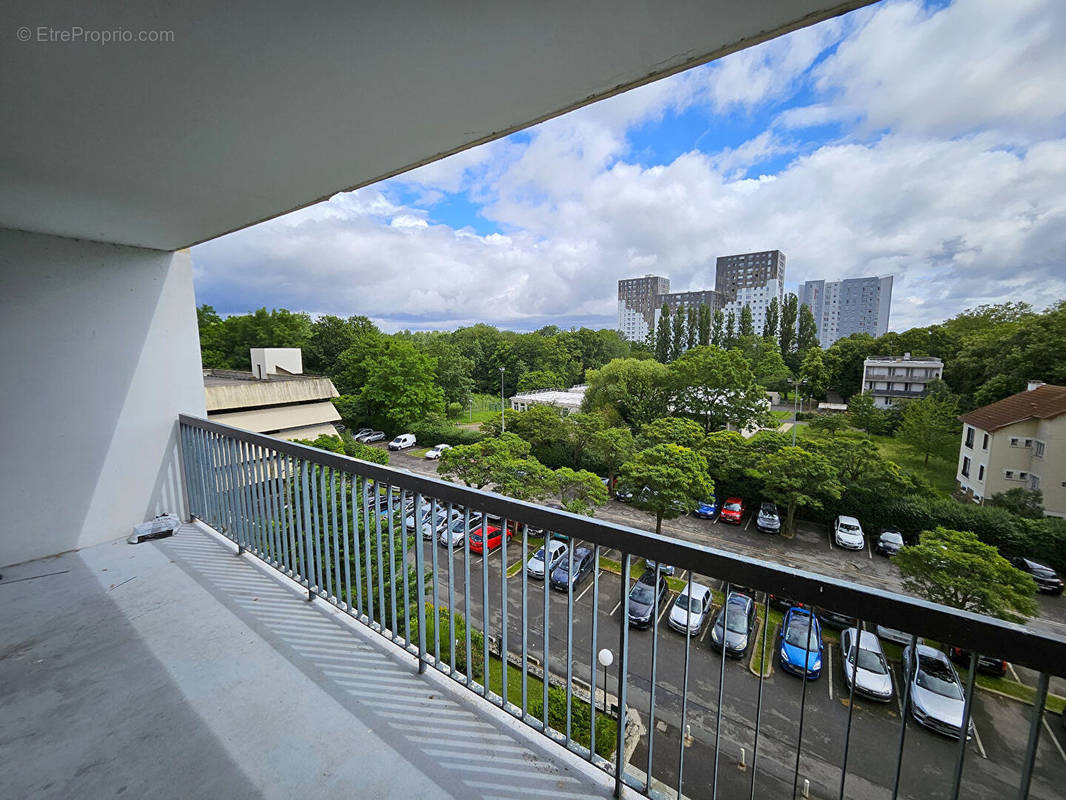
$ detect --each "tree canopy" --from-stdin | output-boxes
[619,444,712,534]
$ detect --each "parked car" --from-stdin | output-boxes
[903,644,973,739]
[875,625,923,647]
[876,529,905,557]
[549,546,596,591]
[362,431,386,443]
[778,607,823,679]
[438,512,481,549]
[947,647,1008,677]
[668,582,712,635]
[352,427,373,440]
[615,486,634,503]
[719,497,745,525]
[388,433,417,451]
[818,608,856,630]
[469,524,512,555]
[644,559,675,576]
[710,592,757,657]
[756,502,780,534]
[527,540,568,579]
[770,593,804,611]
[425,443,452,460]
[693,496,718,519]
[841,627,893,701]
[627,569,669,628]
[1011,557,1064,594]
[833,515,865,550]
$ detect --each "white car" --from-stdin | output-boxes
[425,443,452,460]
[526,540,568,579]
[834,515,865,550]
[668,582,712,635]
[841,627,893,702]
[904,644,974,739]
[388,433,417,451]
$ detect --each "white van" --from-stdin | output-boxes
[388,433,417,451]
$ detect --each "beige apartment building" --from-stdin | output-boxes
[955,382,1066,517]
[861,354,944,409]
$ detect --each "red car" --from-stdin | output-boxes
[719,497,745,524]
[469,525,512,554]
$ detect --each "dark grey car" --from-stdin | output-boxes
[709,592,757,657]
[627,569,669,628]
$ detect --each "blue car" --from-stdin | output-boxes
[778,607,823,679]
[693,497,718,519]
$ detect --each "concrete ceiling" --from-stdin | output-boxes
[1,1,875,251]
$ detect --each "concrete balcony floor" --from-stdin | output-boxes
[0,524,612,799]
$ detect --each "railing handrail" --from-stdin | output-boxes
[178,413,1066,675]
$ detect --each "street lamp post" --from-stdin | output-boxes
[499,367,506,433]
[597,648,614,712]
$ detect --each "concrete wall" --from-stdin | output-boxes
[204,376,338,412]
[0,228,205,566]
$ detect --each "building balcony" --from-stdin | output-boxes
[11,415,1064,799]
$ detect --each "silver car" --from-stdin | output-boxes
[437,512,483,548]
[903,644,974,739]
[668,583,712,635]
[834,515,865,550]
[526,540,568,579]
[841,627,893,702]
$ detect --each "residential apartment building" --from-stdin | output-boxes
[617,274,670,342]
[715,250,785,335]
[204,348,342,441]
[955,383,1066,516]
[861,354,944,408]
[799,275,893,347]
[653,288,723,336]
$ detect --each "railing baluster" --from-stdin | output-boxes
[331,467,341,604]
[430,497,440,663]
[463,506,472,686]
[839,618,862,800]
[283,455,297,577]
[389,487,398,642]
[749,592,771,800]
[501,516,509,709]
[341,473,352,614]
[891,634,919,800]
[240,440,256,553]
[317,464,329,599]
[482,508,490,698]
[542,530,550,731]
[792,605,818,800]
[565,537,575,745]
[713,581,730,800]
[521,523,529,715]
[300,459,314,598]
[614,552,630,799]
[1018,671,1049,800]
[263,446,280,567]
[228,438,244,551]
[677,569,693,799]
[414,490,426,673]
[447,502,456,674]
[178,424,196,520]
[591,543,602,763]
[362,477,375,627]
[644,560,660,786]
[376,482,387,635]
[250,443,266,556]
[401,489,410,647]
[950,650,979,799]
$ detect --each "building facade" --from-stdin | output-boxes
[955,383,1066,517]
[799,275,893,348]
[715,250,785,336]
[510,385,587,416]
[653,289,723,337]
[861,354,944,409]
[204,348,342,441]
[618,274,670,342]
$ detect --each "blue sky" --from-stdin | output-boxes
[192,0,1066,333]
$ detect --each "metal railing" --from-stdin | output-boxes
[178,415,1066,800]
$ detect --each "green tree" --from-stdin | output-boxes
[724,311,736,349]
[779,293,798,367]
[437,433,531,489]
[502,404,569,452]
[305,314,377,376]
[799,346,828,403]
[197,304,227,367]
[358,339,446,430]
[734,335,792,394]
[583,358,672,430]
[698,303,712,347]
[496,458,558,502]
[989,488,1045,519]
[763,296,780,340]
[333,323,387,394]
[669,346,772,432]
[620,444,713,534]
[293,432,390,465]
[757,446,843,535]
[654,305,671,363]
[739,304,755,337]
[588,427,636,497]
[846,391,880,433]
[701,431,755,500]
[807,413,848,437]
[554,467,609,515]
[894,527,1038,622]
[414,334,475,406]
[637,416,706,450]
[686,305,698,351]
[711,310,725,348]
[797,303,819,356]
[671,307,685,361]
[824,333,878,400]
[897,393,960,467]
[517,369,566,392]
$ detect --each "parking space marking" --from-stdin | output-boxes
[610,599,622,616]
[972,724,987,760]
[574,575,597,604]
[828,531,834,550]
[676,569,689,585]
[1043,715,1066,763]
[657,595,673,626]
[699,621,712,645]
[890,667,903,716]
[745,514,753,531]
[828,645,834,700]
[1008,663,1022,683]
[867,540,873,560]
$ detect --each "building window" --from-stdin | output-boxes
[1034,441,1044,457]
[964,427,975,448]
[978,465,985,481]
[1019,472,1028,480]
[1005,470,1014,479]
[1030,475,1040,491]
[1010,437,1020,446]
[982,433,989,450]
[961,457,971,478]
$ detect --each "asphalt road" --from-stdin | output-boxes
[377,445,1066,798]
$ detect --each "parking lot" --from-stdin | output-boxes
[382,445,1066,797]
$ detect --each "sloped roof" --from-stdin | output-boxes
[959,385,1066,432]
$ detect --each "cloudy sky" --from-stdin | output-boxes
[192,0,1066,334]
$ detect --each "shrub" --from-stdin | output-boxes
[406,422,486,447]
